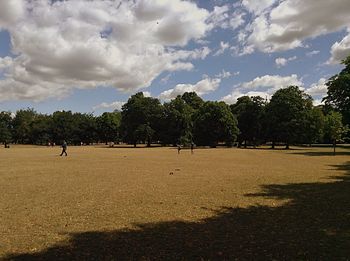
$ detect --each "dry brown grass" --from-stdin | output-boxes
[0,145,349,259]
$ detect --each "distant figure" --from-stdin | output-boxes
[60,140,68,156]
[4,142,10,148]
[191,142,195,154]
[177,144,181,154]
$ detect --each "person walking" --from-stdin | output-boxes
[191,142,195,154]
[60,140,68,156]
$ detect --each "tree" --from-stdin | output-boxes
[121,92,163,147]
[0,111,13,144]
[323,56,350,126]
[96,112,121,144]
[30,114,53,145]
[181,92,204,110]
[71,113,98,145]
[301,107,325,145]
[161,96,194,146]
[12,108,38,144]
[265,86,313,149]
[231,96,266,148]
[194,101,238,147]
[324,111,348,155]
[51,110,75,144]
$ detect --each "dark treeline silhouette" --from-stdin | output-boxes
[0,88,348,148]
[0,55,349,148]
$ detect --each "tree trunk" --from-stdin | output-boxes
[147,137,151,147]
[285,141,289,150]
[333,139,336,156]
[272,141,275,149]
[244,140,247,148]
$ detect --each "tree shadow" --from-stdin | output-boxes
[290,151,350,156]
[5,162,350,260]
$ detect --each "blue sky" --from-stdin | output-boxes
[0,0,349,114]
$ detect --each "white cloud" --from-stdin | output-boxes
[275,56,297,67]
[160,74,171,84]
[328,31,350,64]
[0,0,213,102]
[208,5,245,30]
[215,70,239,79]
[222,90,270,104]
[241,74,302,90]
[241,0,350,53]
[242,0,276,15]
[0,0,25,29]
[213,41,230,56]
[158,77,221,101]
[305,78,327,96]
[306,50,320,57]
[221,74,302,104]
[93,101,125,111]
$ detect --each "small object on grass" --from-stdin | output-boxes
[169,172,174,175]
[175,168,180,171]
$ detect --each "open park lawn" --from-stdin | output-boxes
[1,145,349,260]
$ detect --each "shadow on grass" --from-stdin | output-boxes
[5,162,350,260]
[290,151,350,156]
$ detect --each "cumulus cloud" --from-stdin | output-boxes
[93,101,125,111]
[221,74,302,104]
[0,0,213,102]
[305,78,327,97]
[328,31,350,64]
[275,56,297,67]
[0,0,25,29]
[158,77,221,101]
[240,0,350,53]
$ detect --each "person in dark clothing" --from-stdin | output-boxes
[191,142,195,154]
[60,140,68,156]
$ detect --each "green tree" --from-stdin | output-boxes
[324,111,348,155]
[71,113,98,145]
[12,108,37,144]
[161,96,194,146]
[0,111,13,144]
[31,114,53,145]
[266,86,313,149]
[96,111,121,144]
[302,107,325,145]
[51,110,75,144]
[181,92,204,110]
[231,96,266,148]
[194,101,238,147]
[323,56,350,126]
[121,92,163,147]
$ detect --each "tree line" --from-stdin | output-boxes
[0,56,349,148]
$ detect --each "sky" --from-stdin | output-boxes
[0,0,349,115]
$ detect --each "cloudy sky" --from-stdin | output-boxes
[0,0,349,114]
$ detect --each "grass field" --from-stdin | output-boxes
[1,145,349,260]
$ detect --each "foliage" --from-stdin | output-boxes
[231,96,266,147]
[161,95,194,145]
[194,101,238,147]
[121,92,163,146]
[96,112,121,144]
[0,111,13,143]
[265,86,313,148]
[12,108,38,144]
[324,55,350,126]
